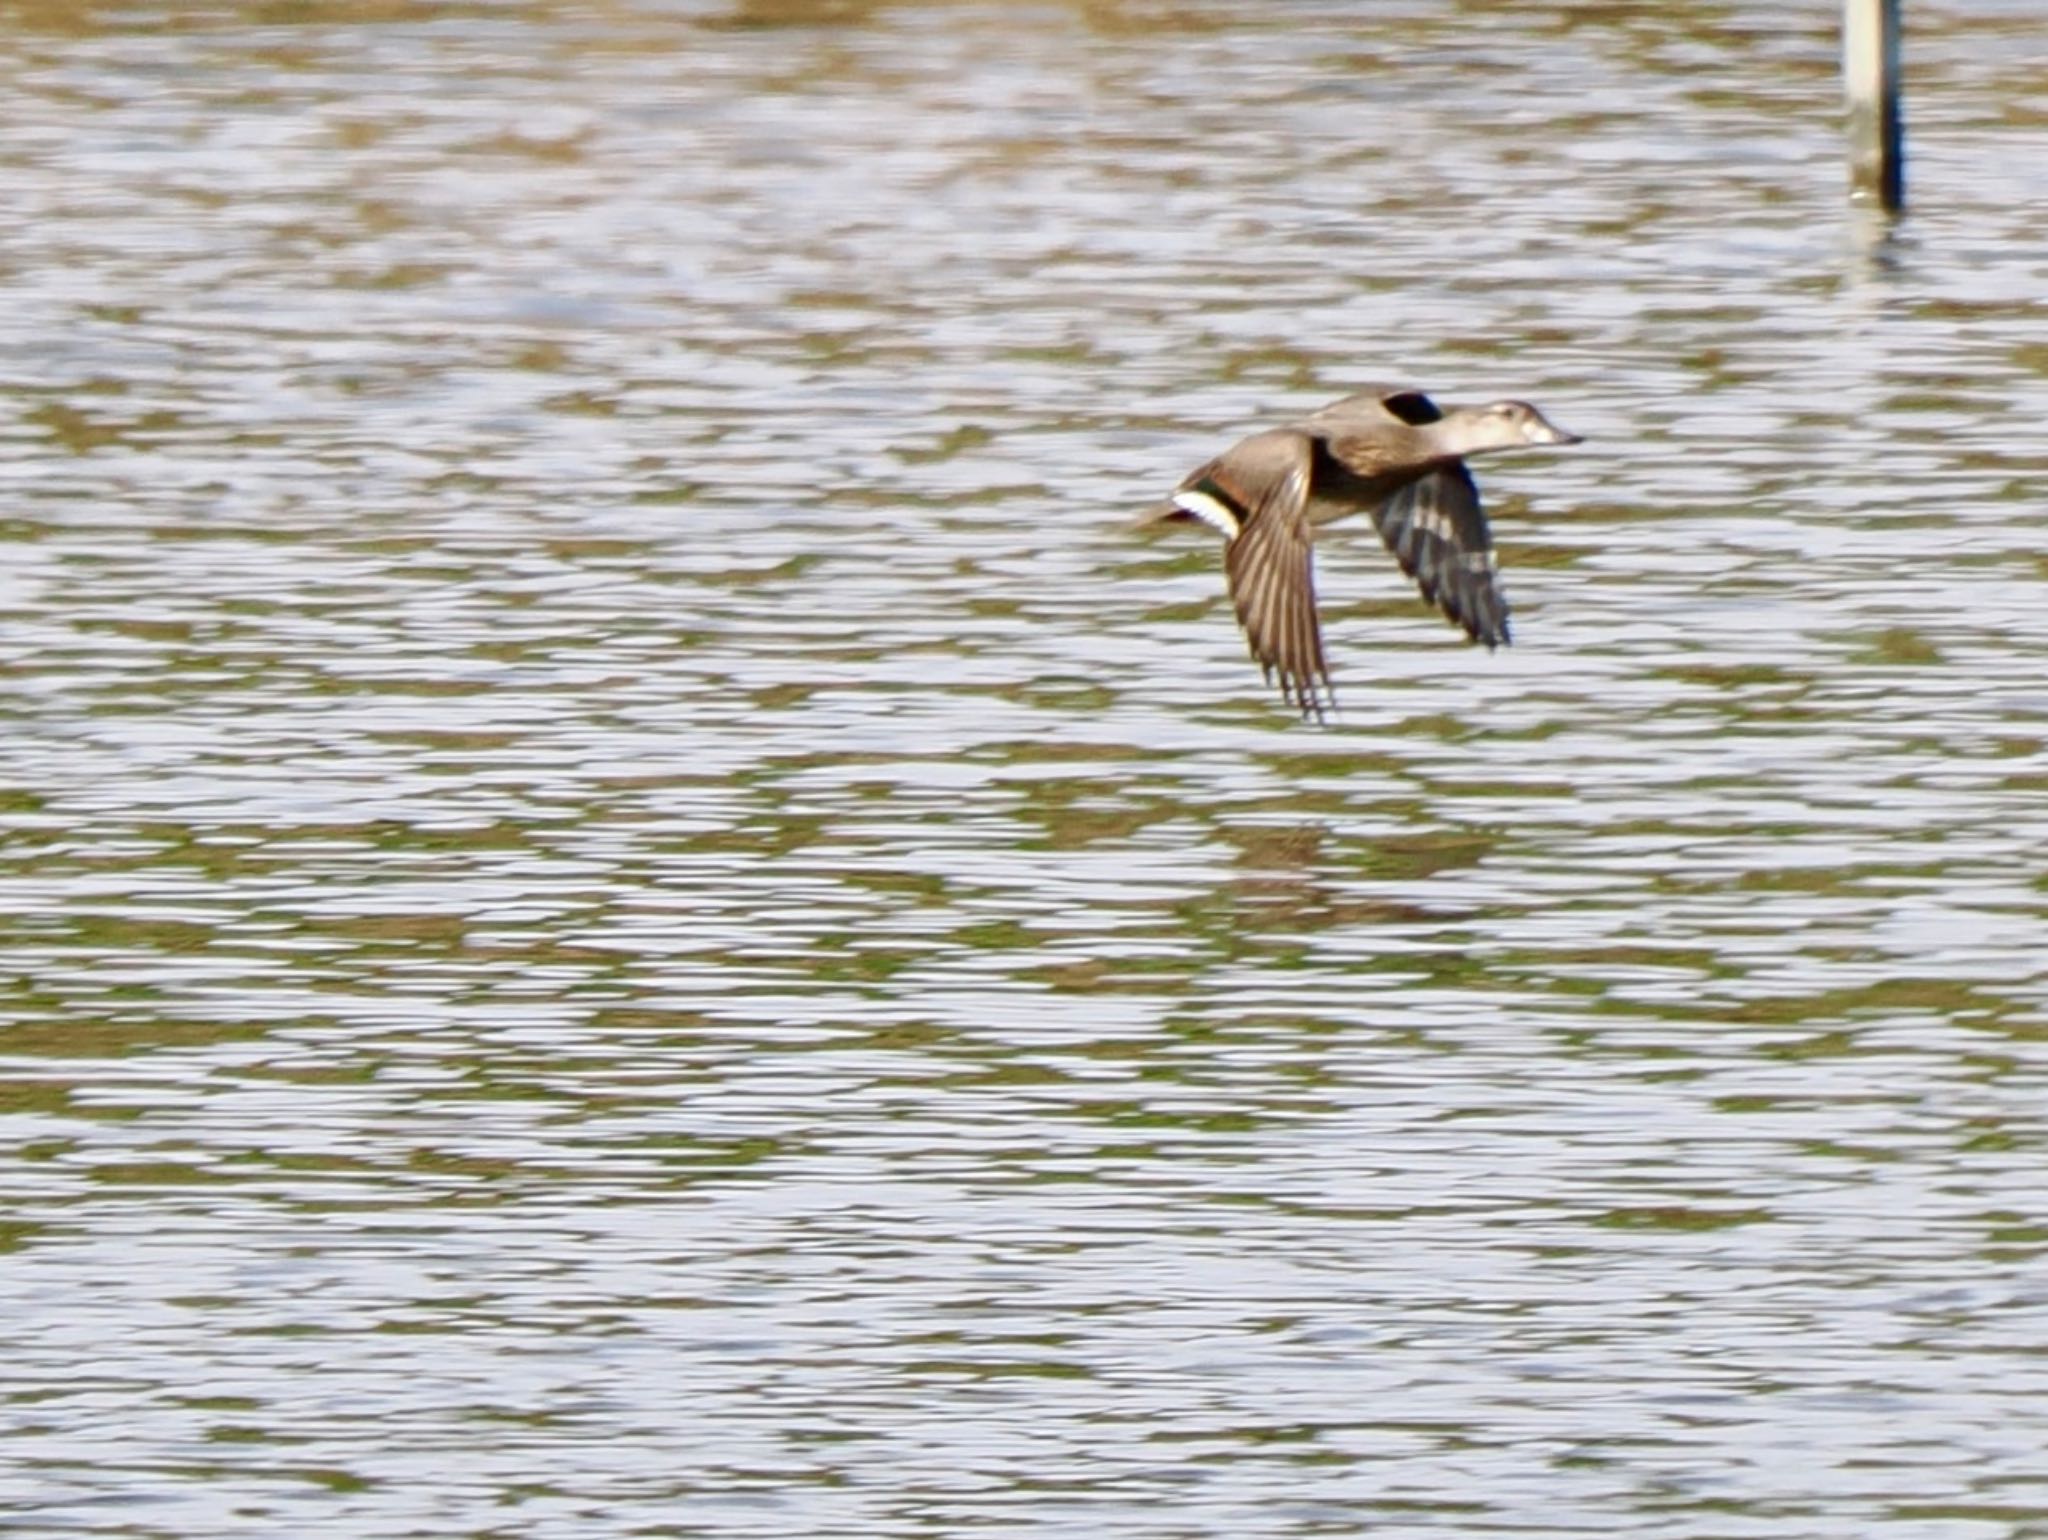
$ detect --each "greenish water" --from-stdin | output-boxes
[1,2,2046,1535]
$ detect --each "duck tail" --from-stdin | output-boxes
[1130,500,1188,530]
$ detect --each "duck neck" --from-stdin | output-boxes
[1413,416,1486,463]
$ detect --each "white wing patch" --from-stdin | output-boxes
[1172,488,1241,541]
[1410,506,1458,542]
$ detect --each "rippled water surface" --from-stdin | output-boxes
[3,1,2047,1534]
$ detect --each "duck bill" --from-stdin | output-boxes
[1525,411,1582,446]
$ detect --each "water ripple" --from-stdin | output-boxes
[1,2,2046,1536]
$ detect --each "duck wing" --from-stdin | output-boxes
[1369,463,1511,649]
[1171,430,1332,718]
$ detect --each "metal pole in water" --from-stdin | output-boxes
[1843,0,1904,212]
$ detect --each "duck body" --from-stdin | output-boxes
[1141,385,1579,719]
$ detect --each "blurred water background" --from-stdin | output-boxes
[1,1,2046,1534]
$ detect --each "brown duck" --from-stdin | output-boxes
[1141,385,1579,718]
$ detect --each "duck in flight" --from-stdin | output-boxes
[1140,386,1580,719]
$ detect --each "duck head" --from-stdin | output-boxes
[1444,399,1582,453]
